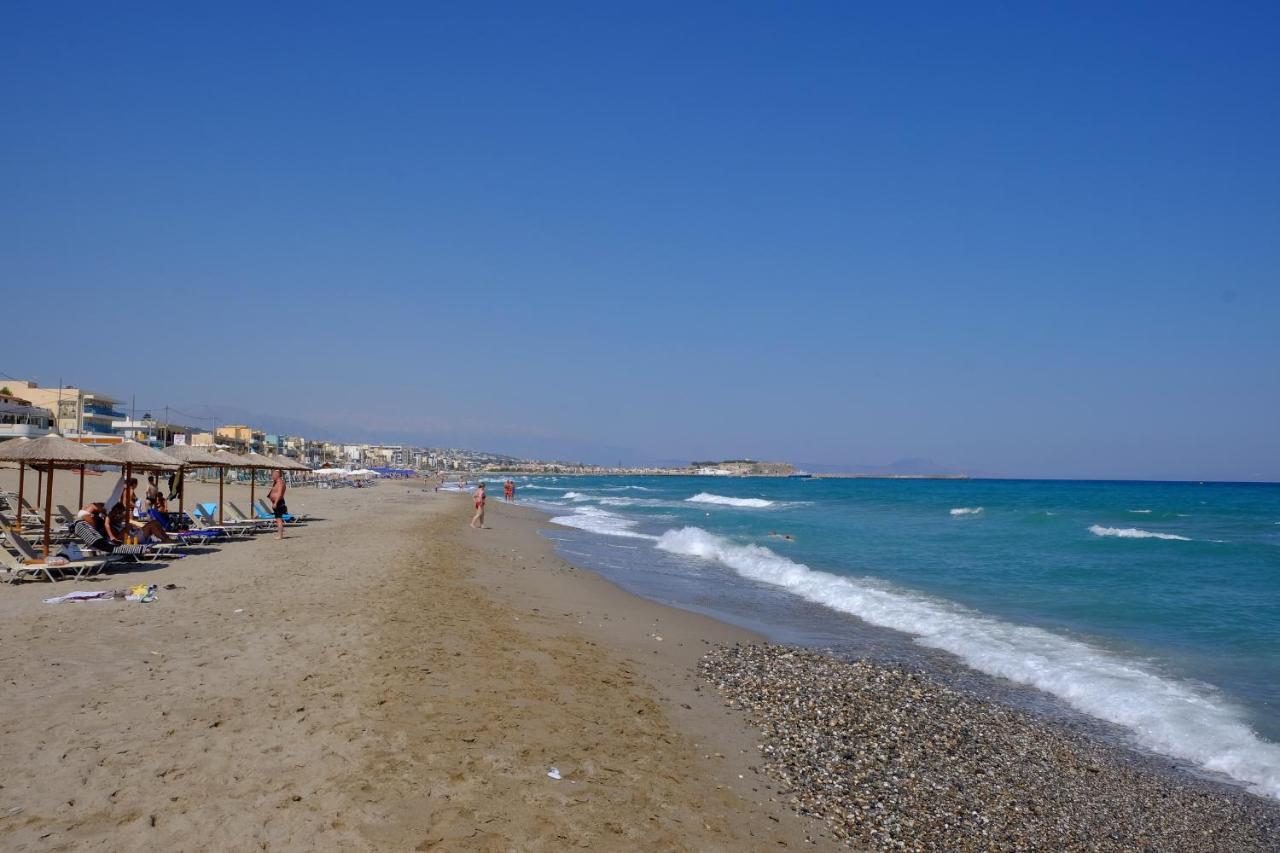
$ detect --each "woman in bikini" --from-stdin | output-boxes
[470,482,486,529]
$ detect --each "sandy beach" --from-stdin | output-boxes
[3,472,1277,850]
[0,474,824,850]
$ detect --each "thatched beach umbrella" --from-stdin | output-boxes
[0,434,113,557]
[98,441,181,512]
[162,445,226,519]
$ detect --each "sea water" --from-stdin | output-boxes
[495,475,1280,799]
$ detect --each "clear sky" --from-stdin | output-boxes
[2,3,1277,479]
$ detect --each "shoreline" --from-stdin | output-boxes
[3,472,1276,849]
[481,491,1280,847]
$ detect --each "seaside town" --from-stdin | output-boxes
[0,377,609,473]
[1,378,849,477]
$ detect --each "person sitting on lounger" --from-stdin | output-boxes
[72,505,151,555]
[108,502,171,544]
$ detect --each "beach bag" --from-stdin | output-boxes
[56,543,84,561]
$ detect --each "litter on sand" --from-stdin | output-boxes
[547,767,562,780]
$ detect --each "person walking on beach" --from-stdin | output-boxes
[268,469,288,540]
[470,482,486,528]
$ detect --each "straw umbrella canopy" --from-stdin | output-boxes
[0,435,113,557]
[271,455,310,471]
[98,441,182,515]
[162,445,230,520]
[98,440,182,471]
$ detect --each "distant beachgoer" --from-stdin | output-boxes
[509,481,517,502]
[146,475,167,513]
[471,483,486,528]
[268,469,288,540]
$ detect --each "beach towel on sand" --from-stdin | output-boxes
[44,584,157,604]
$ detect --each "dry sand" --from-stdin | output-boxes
[0,473,833,850]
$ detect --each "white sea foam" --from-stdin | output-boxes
[1129,509,1153,514]
[1089,525,1191,541]
[562,491,592,501]
[654,526,1280,799]
[687,493,775,508]
[521,485,559,491]
[550,506,657,540]
[950,507,984,516]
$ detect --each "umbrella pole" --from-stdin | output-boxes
[36,466,43,510]
[78,464,85,507]
[179,468,185,519]
[44,466,55,558]
[219,472,224,524]
[16,462,24,533]
[250,469,256,517]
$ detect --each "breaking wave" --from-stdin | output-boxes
[687,493,775,508]
[653,526,1280,799]
[950,507,984,516]
[1089,525,1191,542]
[550,506,657,540]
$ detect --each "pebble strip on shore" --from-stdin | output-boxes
[699,644,1280,852]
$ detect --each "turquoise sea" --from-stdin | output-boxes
[475,475,1280,800]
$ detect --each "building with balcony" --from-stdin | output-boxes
[3,380,126,442]
[215,424,263,453]
[0,390,55,441]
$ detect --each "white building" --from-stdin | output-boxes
[0,392,55,441]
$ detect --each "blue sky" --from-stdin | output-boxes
[2,3,1277,479]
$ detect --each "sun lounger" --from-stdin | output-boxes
[0,510,72,544]
[192,506,254,537]
[147,509,223,542]
[0,546,67,583]
[2,532,117,580]
[254,499,305,523]
[227,502,275,530]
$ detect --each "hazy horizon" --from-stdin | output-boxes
[3,4,1277,482]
